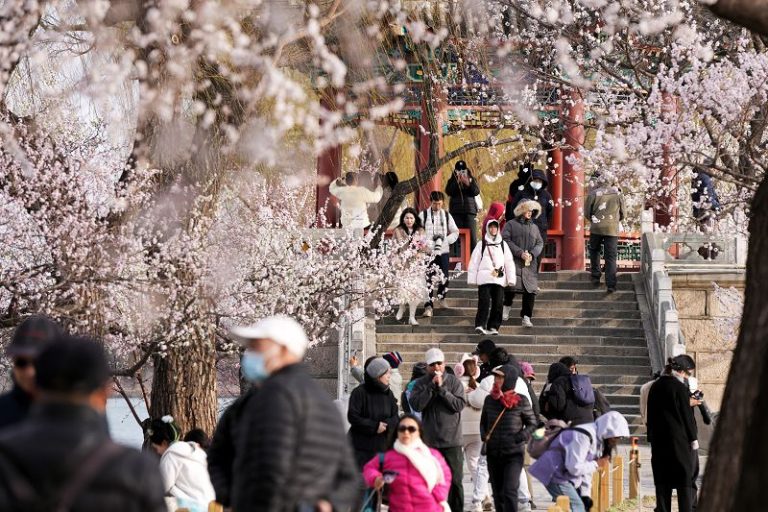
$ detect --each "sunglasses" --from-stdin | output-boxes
[13,358,33,369]
[428,361,444,367]
[398,425,418,434]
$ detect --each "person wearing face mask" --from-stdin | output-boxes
[506,168,553,273]
[347,357,400,469]
[0,315,61,430]
[0,336,166,512]
[530,411,630,512]
[230,316,360,512]
[646,354,699,512]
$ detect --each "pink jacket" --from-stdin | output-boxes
[362,448,451,512]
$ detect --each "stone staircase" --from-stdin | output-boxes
[376,271,650,439]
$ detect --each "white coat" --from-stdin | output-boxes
[159,441,216,508]
[467,228,517,288]
[329,181,383,229]
[461,375,483,437]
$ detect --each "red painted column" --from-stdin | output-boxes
[561,89,586,271]
[547,147,564,233]
[316,91,342,227]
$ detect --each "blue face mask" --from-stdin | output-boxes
[241,351,269,382]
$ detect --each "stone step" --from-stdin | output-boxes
[377,333,648,347]
[377,324,646,338]
[449,281,636,291]
[423,307,642,319]
[392,351,649,369]
[446,289,637,301]
[377,342,650,357]
[451,271,635,283]
[380,316,643,329]
[440,299,640,310]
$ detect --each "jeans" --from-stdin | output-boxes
[487,452,524,512]
[503,289,536,318]
[476,284,504,329]
[545,482,586,512]
[426,253,450,307]
[453,213,478,254]
[463,435,490,504]
[589,233,618,289]
[438,446,464,512]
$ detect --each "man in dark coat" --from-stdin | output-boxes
[0,336,165,512]
[231,316,360,511]
[691,169,720,232]
[446,160,482,253]
[347,357,399,469]
[647,355,699,512]
[0,315,61,430]
[207,386,258,508]
[502,199,544,327]
[539,362,594,425]
[409,347,466,512]
[507,168,554,271]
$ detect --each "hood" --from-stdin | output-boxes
[410,362,428,381]
[165,440,208,465]
[513,200,542,219]
[487,202,505,220]
[529,169,549,189]
[594,411,630,442]
[547,362,571,382]
[484,219,503,244]
[495,364,520,392]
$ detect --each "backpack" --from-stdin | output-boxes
[592,388,612,420]
[528,420,593,459]
[570,374,596,406]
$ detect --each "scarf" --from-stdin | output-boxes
[393,439,451,512]
[491,383,521,409]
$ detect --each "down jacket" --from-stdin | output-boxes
[467,224,517,288]
[539,363,594,426]
[446,170,481,216]
[159,440,216,506]
[362,447,451,512]
[502,209,544,294]
[479,365,538,457]
[507,168,554,235]
[347,372,400,464]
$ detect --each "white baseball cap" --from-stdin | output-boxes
[230,315,309,358]
[425,348,445,366]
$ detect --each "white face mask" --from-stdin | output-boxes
[530,181,543,191]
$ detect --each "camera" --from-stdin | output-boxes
[432,236,444,251]
[691,389,704,401]
[492,267,504,278]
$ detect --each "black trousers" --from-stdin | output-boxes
[589,233,618,288]
[426,253,450,307]
[438,446,464,512]
[503,289,536,318]
[476,284,504,330]
[487,452,524,512]
[655,483,692,512]
[692,448,699,511]
[452,213,477,253]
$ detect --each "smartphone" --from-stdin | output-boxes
[382,470,399,484]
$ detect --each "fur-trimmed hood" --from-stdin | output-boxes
[513,199,542,219]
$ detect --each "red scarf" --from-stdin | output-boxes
[491,383,521,409]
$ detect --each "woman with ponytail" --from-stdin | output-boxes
[149,416,215,511]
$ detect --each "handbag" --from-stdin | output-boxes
[480,406,508,456]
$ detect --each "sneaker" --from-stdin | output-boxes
[591,277,601,286]
[423,306,433,318]
[408,317,419,326]
[502,305,511,321]
[488,328,499,335]
[469,502,483,512]
[522,316,534,328]
[482,496,494,511]
[607,287,616,294]
[475,326,488,335]
[395,305,405,321]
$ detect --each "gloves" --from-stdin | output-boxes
[581,495,593,510]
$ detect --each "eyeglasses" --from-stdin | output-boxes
[13,358,33,369]
[428,361,444,367]
[397,425,418,434]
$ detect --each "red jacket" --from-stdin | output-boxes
[481,202,506,238]
[362,448,451,512]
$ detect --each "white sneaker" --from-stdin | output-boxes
[470,501,483,512]
[475,326,488,335]
[395,304,405,321]
[488,328,499,335]
[522,316,533,328]
[409,316,419,326]
[482,496,494,511]
[502,306,511,321]
[423,306,433,318]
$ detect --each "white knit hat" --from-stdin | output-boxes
[425,348,445,365]
[230,315,309,358]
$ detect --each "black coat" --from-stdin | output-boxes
[232,364,360,511]
[208,387,258,507]
[647,375,698,487]
[480,365,538,456]
[347,374,399,460]
[0,385,33,430]
[539,364,594,426]
[0,403,165,512]
[446,171,481,216]
[506,169,554,236]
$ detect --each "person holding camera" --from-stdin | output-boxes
[329,172,383,230]
[446,160,481,254]
[420,191,460,317]
[646,354,699,512]
[501,200,544,327]
[468,219,516,336]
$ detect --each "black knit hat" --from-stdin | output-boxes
[35,336,111,394]
[472,339,496,356]
[455,160,468,171]
[7,315,61,358]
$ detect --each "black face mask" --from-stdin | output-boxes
[602,439,616,459]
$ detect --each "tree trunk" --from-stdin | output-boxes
[708,0,768,37]
[149,331,218,435]
[699,177,768,510]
